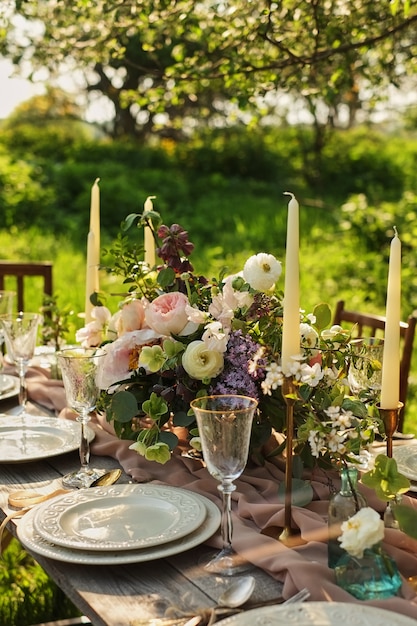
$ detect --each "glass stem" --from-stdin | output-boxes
[78,411,91,473]
[218,481,236,553]
[17,361,27,413]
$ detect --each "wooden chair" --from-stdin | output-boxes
[333,300,417,432]
[0,261,53,312]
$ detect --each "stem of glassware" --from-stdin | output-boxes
[17,360,28,413]
[78,409,92,473]
[218,480,236,553]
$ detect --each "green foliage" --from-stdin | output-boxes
[362,454,411,501]
[3,1,417,141]
[0,538,80,626]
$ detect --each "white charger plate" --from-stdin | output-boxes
[0,415,94,463]
[0,374,15,393]
[216,602,417,625]
[32,484,207,551]
[0,375,19,400]
[17,492,221,565]
[393,443,417,482]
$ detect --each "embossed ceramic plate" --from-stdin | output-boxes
[0,415,94,463]
[393,444,417,481]
[18,492,220,564]
[216,602,417,625]
[0,376,19,400]
[0,374,15,393]
[33,484,207,551]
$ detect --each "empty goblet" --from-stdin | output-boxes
[0,291,16,370]
[190,394,258,575]
[57,347,106,489]
[0,312,40,414]
[348,337,384,401]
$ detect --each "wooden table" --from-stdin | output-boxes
[0,400,284,626]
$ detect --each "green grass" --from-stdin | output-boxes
[0,538,81,626]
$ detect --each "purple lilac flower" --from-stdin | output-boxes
[210,330,264,401]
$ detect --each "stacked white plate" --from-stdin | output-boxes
[0,374,19,400]
[0,415,94,463]
[393,443,417,492]
[17,483,221,564]
[216,602,417,625]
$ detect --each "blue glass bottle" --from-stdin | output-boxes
[335,543,402,599]
[328,467,367,568]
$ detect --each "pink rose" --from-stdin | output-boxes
[145,292,190,336]
[116,299,146,335]
[97,328,163,389]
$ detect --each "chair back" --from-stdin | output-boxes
[0,261,53,313]
[333,300,417,432]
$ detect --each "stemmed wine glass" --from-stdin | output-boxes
[0,291,16,368]
[347,337,384,401]
[57,347,106,489]
[190,394,258,575]
[0,312,40,414]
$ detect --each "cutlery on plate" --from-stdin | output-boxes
[7,468,122,508]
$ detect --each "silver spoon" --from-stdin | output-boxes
[217,575,256,608]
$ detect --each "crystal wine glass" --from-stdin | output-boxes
[190,394,258,575]
[0,291,16,371]
[348,337,384,400]
[57,347,106,489]
[0,312,40,414]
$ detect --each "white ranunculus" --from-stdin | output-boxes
[339,507,385,558]
[243,253,282,291]
[182,340,224,380]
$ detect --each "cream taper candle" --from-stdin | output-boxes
[281,192,301,376]
[144,195,156,267]
[85,178,100,323]
[90,178,100,268]
[380,228,401,409]
[85,230,96,324]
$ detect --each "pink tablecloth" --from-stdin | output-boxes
[23,366,417,620]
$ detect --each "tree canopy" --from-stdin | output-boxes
[1,0,417,139]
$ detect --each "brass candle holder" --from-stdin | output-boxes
[278,375,298,544]
[377,402,403,458]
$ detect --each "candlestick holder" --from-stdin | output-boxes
[278,375,300,544]
[377,403,403,458]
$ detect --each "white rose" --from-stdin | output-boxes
[339,507,385,558]
[182,340,224,380]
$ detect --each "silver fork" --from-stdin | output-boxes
[282,587,310,604]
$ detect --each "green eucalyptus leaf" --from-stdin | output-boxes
[392,504,417,539]
[110,390,139,423]
[173,410,196,428]
[277,478,313,507]
[313,302,332,330]
[159,430,179,451]
[157,267,176,288]
[122,213,141,231]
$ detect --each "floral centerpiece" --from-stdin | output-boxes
[75,203,383,471]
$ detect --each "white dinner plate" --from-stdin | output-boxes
[17,492,221,565]
[32,484,207,551]
[0,415,94,463]
[393,443,417,482]
[0,374,15,393]
[0,375,19,400]
[216,602,417,625]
